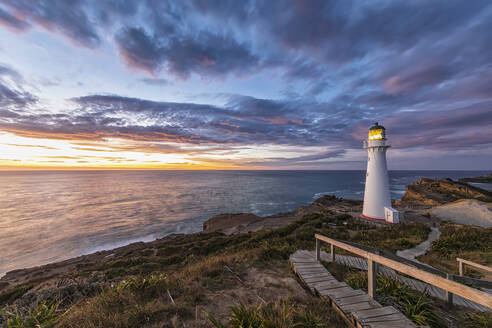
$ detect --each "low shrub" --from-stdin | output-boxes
[4,302,59,328]
[205,299,343,328]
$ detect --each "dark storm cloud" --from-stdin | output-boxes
[0,0,491,160]
[0,93,353,147]
[0,0,100,47]
[0,64,37,107]
[1,90,490,159]
[115,27,260,78]
[0,7,29,31]
[246,149,346,167]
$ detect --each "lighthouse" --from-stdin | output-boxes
[362,123,399,223]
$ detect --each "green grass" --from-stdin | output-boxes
[431,222,492,256]
[3,302,59,328]
[1,211,431,327]
[460,311,492,328]
[322,261,446,328]
[0,284,33,307]
[418,221,492,277]
[205,299,345,328]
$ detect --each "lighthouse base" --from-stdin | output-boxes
[360,213,388,223]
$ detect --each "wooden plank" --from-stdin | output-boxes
[293,263,324,269]
[336,294,375,306]
[297,270,328,276]
[300,270,331,276]
[313,281,349,293]
[353,306,399,319]
[315,234,492,309]
[291,260,317,264]
[295,267,325,273]
[311,280,344,289]
[294,263,324,268]
[363,320,416,328]
[300,274,329,281]
[302,273,335,280]
[362,313,407,323]
[295,267,326,272]
[300,274,330,281]
[339,301,380,313]
[303,276,335,284]
[457,257,492,273]
[328,288,365,299]
[319,287,364,299]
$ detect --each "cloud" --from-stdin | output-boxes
[0,7,29,31]
[0,1,491,168]
[139,78,171,86]
[0,0,100,47]
[115,26,260,78]
[0,64,37,107]
[245,149,346,167]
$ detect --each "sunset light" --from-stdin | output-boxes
[1,2,491,326]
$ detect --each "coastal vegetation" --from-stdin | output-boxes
[418,221,492,278]
[1,210,431,327]
[204,299,341,328]
[325,262,445,327]
[1,205,490,327]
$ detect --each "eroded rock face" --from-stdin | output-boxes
[398,178,492,206]
[431,199,492,227]
[203,213,262,233]
[459,173,492,183]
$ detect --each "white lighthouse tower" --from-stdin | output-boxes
[362,123,399,223]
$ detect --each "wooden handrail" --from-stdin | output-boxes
[315,233,492,309]
[457,257,492,276]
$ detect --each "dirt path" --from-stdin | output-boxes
[396,226,440,262]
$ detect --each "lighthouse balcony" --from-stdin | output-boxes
[364,139,390,149]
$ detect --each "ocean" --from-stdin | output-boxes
[0,170,488,277]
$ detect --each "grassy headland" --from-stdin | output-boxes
[2,176,491,327]
[1,210,432,327]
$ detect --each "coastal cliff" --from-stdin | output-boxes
[397,177,492,206]
[1,179,490,327]
[459,173,492,183]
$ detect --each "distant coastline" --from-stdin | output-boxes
[0,170,490,278]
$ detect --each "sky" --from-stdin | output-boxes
[0,0,491,170]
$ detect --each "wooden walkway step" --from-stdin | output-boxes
[314,250,489,312]
[290,250,416,328]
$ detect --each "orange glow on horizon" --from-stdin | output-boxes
[0,131,263,170]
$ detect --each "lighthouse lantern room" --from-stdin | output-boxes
[362,122,399,223]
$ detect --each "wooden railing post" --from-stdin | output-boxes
[368,259,376,298]
[458,260,464,276]
[314,233,492,309]
[316,238,320,261]
[446,273,454,306]
[331,243,335,262]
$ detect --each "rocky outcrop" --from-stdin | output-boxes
[203,213,262,233]
[397,178,492,206]
[431,199,492,227]
[459,173,492,183]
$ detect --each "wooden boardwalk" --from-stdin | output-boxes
[290,250,417,328]
[314,250,489,312]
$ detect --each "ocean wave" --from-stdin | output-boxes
[80,234,158,256]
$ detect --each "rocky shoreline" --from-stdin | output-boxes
[1,175,491,327]
[2,176,490,290]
